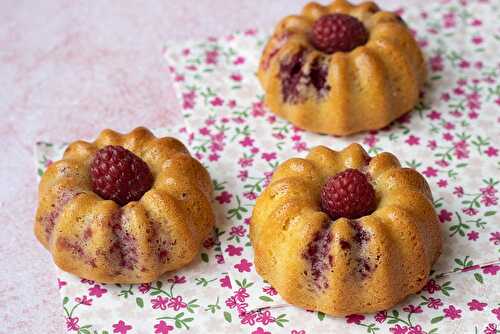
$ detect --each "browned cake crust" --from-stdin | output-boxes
[258,0,426,135]
[250,144,442,315]
[35,127,215,283]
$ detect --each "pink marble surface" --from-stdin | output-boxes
[0,1,422,332]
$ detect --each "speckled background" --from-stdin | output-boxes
[1,1,425,332]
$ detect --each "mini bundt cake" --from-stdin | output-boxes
[258,0,426,135]
[35,127,215,283]
[250,144,441,315]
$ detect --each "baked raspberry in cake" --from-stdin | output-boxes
[250,143,442,315]
[258,0,427,135]
[35,127,215,283]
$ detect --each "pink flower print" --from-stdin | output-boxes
[481,185,497,197]
[174,74,184,82]
[154,320,174,334]
[199,127,211,136]
[234,259,253,273]
[427,297,443,309]
[240,311,258,325]
[234,287,250,302]
[57,278,67,289]
[220,275,232,289]
[437,179,447,188]
[168,275,186,284]
[492,307,500,320]
[252,328,270,334]
[239,157,254,167]
[375,311,387,323]
[405,135,420,146]
[251,147,260,155]
[216,191,232,204]
[151,296,169,310]
[363,134,377,147]
[238,170,249,181]
[138,283,151,293]
[234,56,245,65]
[438,209,453,223]
[441,92,450,101]
[80,278,95,285]
[168,296,187,311]
[485,147,498,157]
[209,153,220,161]
[443,132,453,141]
[468,111,478,119]
[228,99,237,108]
[262,152,277,161]
[408,325,425,334]
[390,324,409,334]
[203,237,215,249]
[182,91,196,110]
[483,264,500,275]
[459,60,470,69]
[481,195,497,207]
[66,317,80,331]
[273,132,285,140]
[251,101,266,117]
[225,296,238,309]
[244,28,257,36]
[215,254,224,264]
[240,136,254,147]
[427,110,441,120]
[429,54,444,72]
[454,141,469,159]
[345,314,365,324]
[294,141,308,152]
[244,218,251,225]
[205,50,219,65]
[403,304,422,314]
[182,48,190,56]
[454,186,464,197]
[113,320,132,334]
[88,285,107,298]
[291,134,302,142]
[489,232,500,245]
[444,121,455,130]
[468,299,487,311]
[472,36,483,44]
[484,323,498,334]
[210,97,224,106]
[423,166,438,178]
[443,305,462,320]
[237,302,249,316]
[427,140,437,150]
[467,230,479,241]
[292,331,306,334]
[226,245,243,256]
[463,207,478,216]
[231,73,242,82]
[230,225,246,237]
[75,295,92,306]
[442,11,456,28]
[263,286,277,296]
[256,310,274,325]
[423,279,441,294]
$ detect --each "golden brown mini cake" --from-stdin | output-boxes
[258,0,426,135]
[250,144,441,315]
[35,127,215,283]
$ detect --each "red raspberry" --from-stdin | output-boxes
[310,14,368,54]
[320,168,375,220]
[90,145,153,206]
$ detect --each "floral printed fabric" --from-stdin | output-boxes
[35,0,500,333]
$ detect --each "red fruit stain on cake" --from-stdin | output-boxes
[320,168,376,220]
[109,210,138,271]
[90,145,153,206]
[280,49,306,103]
[40,190,81,238]
[303,222,333,289]
[310,14,369,54]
